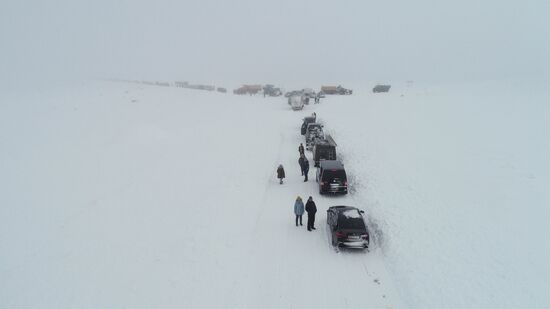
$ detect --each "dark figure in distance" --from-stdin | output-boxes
[298,154,306,176]
[277,164,285,184]
[298,143,305,155]
[302,156,310,182]
[294,196,304,226]
[305,196,317,231]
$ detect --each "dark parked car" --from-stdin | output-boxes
[312,135,336,167]
[316,160,347,194]
[301,116,316,135]
[327,206,370,249]
[373,85,391,93]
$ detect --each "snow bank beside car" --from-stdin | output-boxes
[316,80,550,309]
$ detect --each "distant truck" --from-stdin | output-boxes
[373,85,391,93]
[321,85,352,95]
[263,84,282,97]
[234,85,263,95]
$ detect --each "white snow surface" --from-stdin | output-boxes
[1,80,549,308]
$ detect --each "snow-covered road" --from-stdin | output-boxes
[1,80,548,308]
[0,82,401,308]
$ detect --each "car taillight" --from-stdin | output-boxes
[361,234,369,240]
[344,181,348,187]
[320,182,324,186]
[336,231,346,238]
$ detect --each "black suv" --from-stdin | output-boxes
[327,206,370,249]
[316,160,347,194]
[312,135,337,167]
[301,116,316,135]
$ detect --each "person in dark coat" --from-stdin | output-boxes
[298,154,305,176]
[305,196,317,231]
[294,196,304,226]
[277,164,285,184]
[303,157,310,182]
[298,143,305,155]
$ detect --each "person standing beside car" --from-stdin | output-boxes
[305,196,317,231]
[277,164,285,184]
[294,196,304,226]
[298,154,305,176]
[303,157,310,182]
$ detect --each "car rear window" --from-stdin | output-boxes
[338,212,366,229]
[322,169,346,181]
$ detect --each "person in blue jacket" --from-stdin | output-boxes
[294,196,305,226]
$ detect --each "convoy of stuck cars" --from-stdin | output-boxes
[298,113,372,252]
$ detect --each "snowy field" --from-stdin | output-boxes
[1,80,549,308]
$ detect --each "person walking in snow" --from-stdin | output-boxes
[303,156,310,182]
[298,143,305,155]
[298,154,306,176]
[277,164,286,184]
[294,196,304,226]
[305,196,317,231]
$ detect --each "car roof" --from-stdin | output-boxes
[328,206,364,216]
[314,135,336,147]
[319,160,344,169]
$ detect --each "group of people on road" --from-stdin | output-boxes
[275,143,310,184]
[294,196,317,231]
[275,163,318,232]
[274,113,318,232]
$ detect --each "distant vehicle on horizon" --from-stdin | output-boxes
[373,84,391,93]
[321,85,352,95]
[263,84,282,97]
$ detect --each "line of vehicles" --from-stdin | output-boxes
[123,79,391,96]
[300,114,370,250]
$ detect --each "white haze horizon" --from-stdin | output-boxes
[2,0,549,89]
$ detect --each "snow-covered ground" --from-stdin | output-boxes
[1,80,549,308]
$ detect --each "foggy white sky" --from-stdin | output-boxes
[1,0,549,86]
